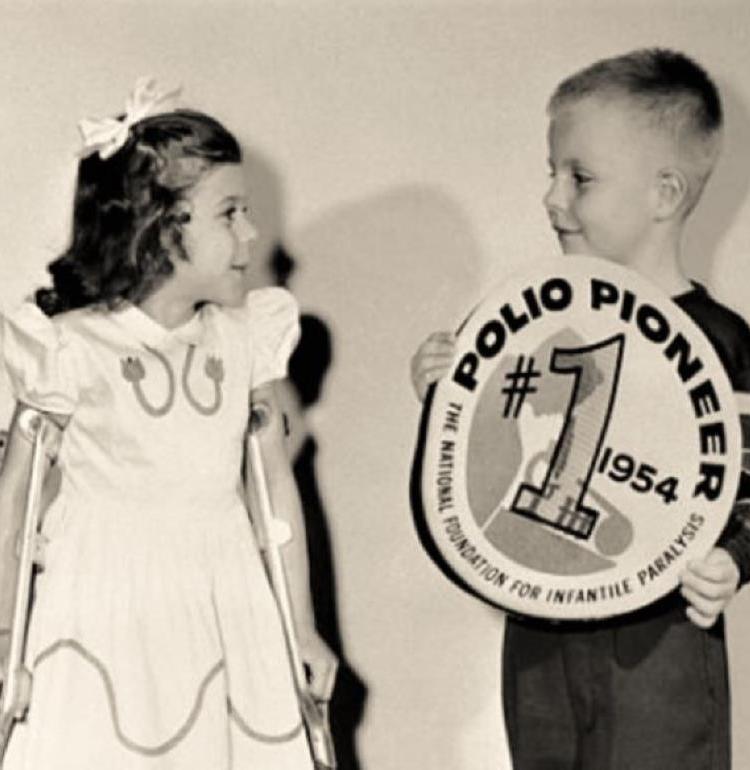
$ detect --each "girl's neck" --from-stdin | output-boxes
[137,290,199,330]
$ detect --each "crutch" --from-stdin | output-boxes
[0,407,58,762]
[246,406,336,770]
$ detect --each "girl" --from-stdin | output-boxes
[0,78,336,769]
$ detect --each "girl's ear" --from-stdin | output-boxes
[169,200,192,228]
[160,202,192,257]
[652,167,689,220]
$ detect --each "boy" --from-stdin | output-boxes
[411,49,750,769]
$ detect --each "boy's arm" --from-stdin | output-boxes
[247,381,337,702]
[717,407,750,582]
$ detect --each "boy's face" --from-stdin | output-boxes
[544,96,660,264]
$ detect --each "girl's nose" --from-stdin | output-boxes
[236,211,258,243]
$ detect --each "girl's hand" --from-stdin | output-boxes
[298,629,338,702]
[410,331,456,403]
[679,548,740,628]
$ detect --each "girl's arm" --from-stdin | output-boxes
[0,404,64,660]
[247,381,337,701]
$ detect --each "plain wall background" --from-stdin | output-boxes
[2,2,750,767]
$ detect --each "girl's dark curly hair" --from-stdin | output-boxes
[36,109,241,316]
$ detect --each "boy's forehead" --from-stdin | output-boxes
[550,95,639,135]
[548,95,662,159]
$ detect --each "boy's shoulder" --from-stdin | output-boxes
[674,283,750,392]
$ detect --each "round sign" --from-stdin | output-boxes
[413,256,741,620]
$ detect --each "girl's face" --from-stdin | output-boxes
[171,163,257,307]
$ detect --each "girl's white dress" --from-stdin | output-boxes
[0,288,313,769]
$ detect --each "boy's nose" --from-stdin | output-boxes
[543,177,567,217]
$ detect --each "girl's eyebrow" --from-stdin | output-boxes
[215,194,246,209]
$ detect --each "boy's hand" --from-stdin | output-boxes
[679,548,740,628]
[410,331,456,402]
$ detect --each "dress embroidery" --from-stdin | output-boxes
[120,347,176,417]
[32,640,303,753]
[121,345,224,417]
[182,345,224,416]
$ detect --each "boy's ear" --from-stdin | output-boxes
[652,168,689,220]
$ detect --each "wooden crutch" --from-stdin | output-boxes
[0,407,59,763]
[246,405,336,770]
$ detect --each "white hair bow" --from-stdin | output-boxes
[78,77,181,160]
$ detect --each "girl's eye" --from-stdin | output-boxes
[222,205,249,222]
[573,171,593,187]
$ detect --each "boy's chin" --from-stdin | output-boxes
[558,235,590,256]
[560,242,593,258]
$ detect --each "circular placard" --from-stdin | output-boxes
[413,256,741,620]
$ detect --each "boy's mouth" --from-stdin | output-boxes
[554,227,584,244]
[553,224,582,236]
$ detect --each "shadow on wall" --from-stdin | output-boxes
[684,80,750,287]
[292,185,484,345]
[272,246,368,770]
[293,188,511,770]
[242,148,287,290]
[244,151,368,768]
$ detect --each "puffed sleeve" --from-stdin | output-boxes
[245,287,301,389]
[0,301,79,415]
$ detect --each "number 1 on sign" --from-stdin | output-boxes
[511,334,625,540]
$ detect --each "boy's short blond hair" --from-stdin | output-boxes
[549,48,723,214]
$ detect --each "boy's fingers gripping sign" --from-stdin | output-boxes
[680,548,741,628]
[411,331,456,402]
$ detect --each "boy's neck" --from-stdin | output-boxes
[629,254,693,297]
[625,230,693,298]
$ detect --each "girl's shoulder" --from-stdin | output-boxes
[211,287,300,388]
[1,300,78,350]
[219,286,299,329]
[0,301,88,414]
